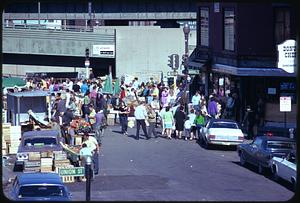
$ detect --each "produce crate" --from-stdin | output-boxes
[40,166,54,172]
[23,167,40,173]
[75,136,82,146]
[41,158,53,166]
[28,152,41,161]
[54,159,71,168]
[25,160,41,168]
[54,151,68,160]
[8,145,18,154]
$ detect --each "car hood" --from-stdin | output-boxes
[209,128,243,136]
[18,145,62,153]
[16,196,70,201]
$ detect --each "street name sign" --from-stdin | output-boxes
[58,167,85,177]
[277,39,296,73]
[280,96,292,112]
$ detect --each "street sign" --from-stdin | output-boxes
[280,96,292,112]
[58,167,85,177]
[277,39,296,73]
[85,60,90,67]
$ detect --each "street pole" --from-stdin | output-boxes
[85,156,92,201]
[38,1,40,29]
[183,23,190,113]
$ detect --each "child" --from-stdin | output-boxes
[184,116,193,140]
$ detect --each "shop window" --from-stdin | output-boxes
[223,9,235,51]
[200,7,209,47]
[274,8,290,45]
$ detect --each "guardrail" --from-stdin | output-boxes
[3,24,96,32]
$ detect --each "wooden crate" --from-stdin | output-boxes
[54,159,71,168]
[28,152,41,161]
[8,145,18,154]
[41,158,53,166]
[40,166,54,172]
[75,136,82,146]
[24,167,40,173]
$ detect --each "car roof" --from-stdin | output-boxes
[23,130,59,138]
[257,136,295,142]
[210,119,237,123]
[17,173,63,185]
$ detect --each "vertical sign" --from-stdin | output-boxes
[277,39,296,73]
[280,96,292,112]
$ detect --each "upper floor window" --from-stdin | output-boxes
[200,7,209,47]
[224,9,235,51]
[274,8,290,44]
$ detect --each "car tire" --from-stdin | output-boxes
[203,138,210,149]
[258,164,264,174]
[240,152,246,166]
[271,165,279,181]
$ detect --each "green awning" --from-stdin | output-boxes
[2,77,26,88]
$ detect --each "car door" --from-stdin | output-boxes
[280,154,296,182]
[246,138,262,165]
[255,140,271,167]
[200,120,210,140]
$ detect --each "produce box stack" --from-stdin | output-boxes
[107,113,115,126]
[24,152,41,172]
[53,151,70,170]
[2,138,7,156]
[40,157,54,172]
[2,123,11,154]
[74,135,82,146]
[7,126,22,154]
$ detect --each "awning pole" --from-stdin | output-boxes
[17,97,21,125]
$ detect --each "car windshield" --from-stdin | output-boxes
[18,185,67,198]
[267,141,295,150]
[24,137,57,146]
[211,122,238,129]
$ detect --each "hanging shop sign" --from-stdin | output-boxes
[277,39,296,73]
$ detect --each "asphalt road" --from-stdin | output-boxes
[2,125,295,201]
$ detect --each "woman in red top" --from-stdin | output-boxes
[120,87,126,102]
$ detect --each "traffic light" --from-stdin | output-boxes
[85,48,90,59]
[174,54,179,69]
[168,55,174,68]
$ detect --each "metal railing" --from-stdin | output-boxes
[3,24,97,32]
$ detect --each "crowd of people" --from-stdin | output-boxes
[5,74,266,176]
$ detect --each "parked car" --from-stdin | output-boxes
[237,136,296,174]
[271,150,297,191]
[10,172,71,201]
[199,119,244,148]
[14,129,63,171]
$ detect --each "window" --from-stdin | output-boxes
[200,7,209,46]
[267,141,295,150]
[24,137,57,146]
[224,9,235,51]
[274,9,290,44]
[211,122,238,129]
[18,186,67,198]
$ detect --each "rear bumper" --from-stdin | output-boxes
[208,140,243,146]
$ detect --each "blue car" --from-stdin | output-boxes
[10,172,71,201]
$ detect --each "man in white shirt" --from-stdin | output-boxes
[191,91,201,112]
[83,133,100,175]
[132,77,140,90]
[134,101,149,140]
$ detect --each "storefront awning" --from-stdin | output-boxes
[188,60,206,71]
[212,64,296,77]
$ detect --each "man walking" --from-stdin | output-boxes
[134,101,149,140]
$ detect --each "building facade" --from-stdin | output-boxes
[189,2,297,126]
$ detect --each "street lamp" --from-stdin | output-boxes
[85,156,92,201]
[183,23,190,113]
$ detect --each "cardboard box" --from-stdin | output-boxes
[28,152,41,161]
[8,146,18,154]
[75,136,82,146]
[41,158,53,166]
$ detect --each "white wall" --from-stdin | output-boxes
[114,26,196,82]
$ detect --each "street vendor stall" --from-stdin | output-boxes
[6,91,50,126]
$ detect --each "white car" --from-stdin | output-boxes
[271,151,296,190]
[199,119,244,148]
